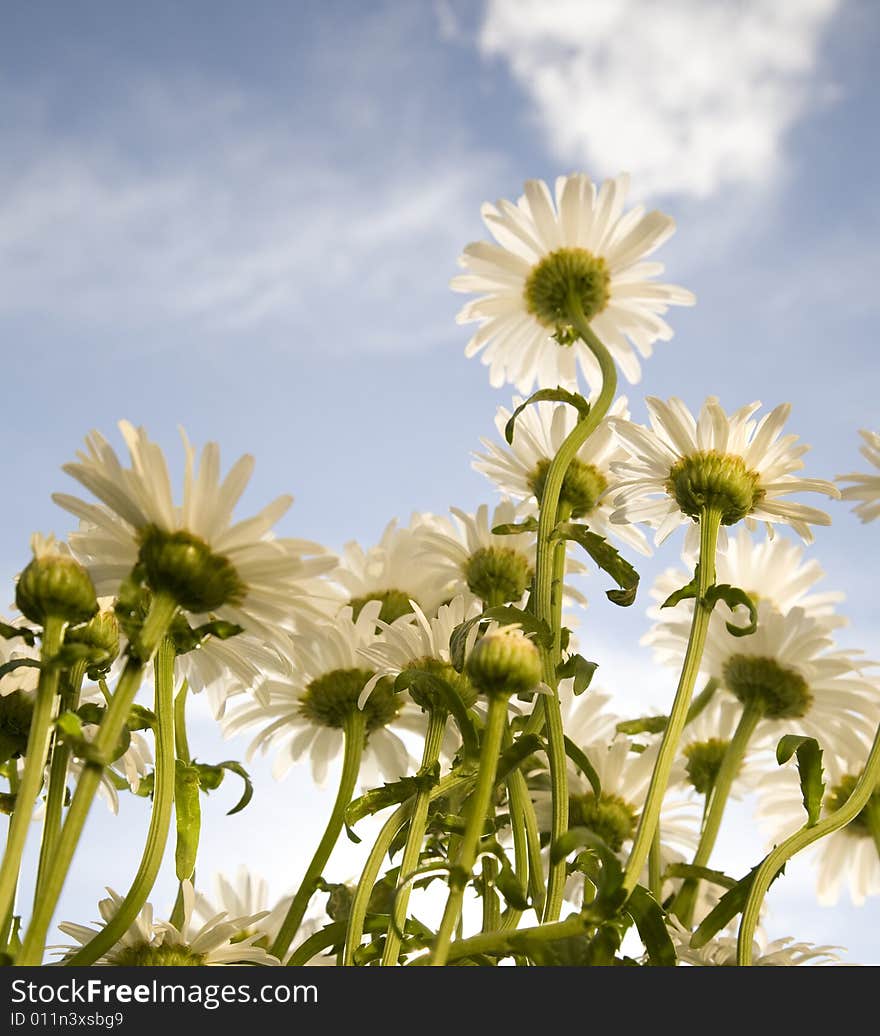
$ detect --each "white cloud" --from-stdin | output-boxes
[479,0,841,198]
[0,78,500,353]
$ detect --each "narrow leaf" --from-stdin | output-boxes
[626,886,676,967]
[563,737,601,799]
[504,387,590,445]
[556,653,598,696]
[553,524,639,607]
[776,734,825,827]
[705,584,758,637]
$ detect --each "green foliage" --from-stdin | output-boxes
[553,524,639,606]
[776,735,825,827]
[503,387,590,445]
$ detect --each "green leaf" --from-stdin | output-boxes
[615,715,668,736]
[550,828,623,914]
[553,524,639,607]
[662,863,737,891]
[705,584,758,637]
[127,705,157,731]
[483,605,553,648]
[0,658,40,681]
[449,615,484,672]
[494,733,543,784]
[493,852,530,912]
[776,735,825,827]
[491,517,538,537]
[174,760,202,881]
[0,621,36,646]
[556,653,598,695]
[562,737,601,799]
[190,619,245,641]
[345,774,433,831]
[55,711,86,743]
[660,569,699,609]
[504,387,590,445]
[690,863,784,949]
[626,886,676,966]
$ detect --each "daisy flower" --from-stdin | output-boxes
[610,397,839,544]
[53,422,334,638]
[222,602,418,786]
[474,396,649,555]
[693,603,879,763]
[452,173,694,391]
[56,880,279,965]
[329,515,456,624]
[669,919,841,966]
[194,868,293,949]
[531,736,699,903]
[757,744,880,906]
[839,430,880,522]
[674,696,761,799]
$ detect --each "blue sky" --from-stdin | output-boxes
[3,0,880,962]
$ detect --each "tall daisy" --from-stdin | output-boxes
[329,516,456,624]
[222,602,417,786]
[669,919,841,966]
[611,397,839,544]
[474,397,649,555]
[54,422,334,638]
[531,736,699,903]
[839,429,880,522]
[452,173,694,391]
[56,881,279,965]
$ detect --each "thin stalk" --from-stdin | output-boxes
[0,616,65,928]
[623,506,722,894]
[380,709,447,967]
[648,826,662,901]
[1,767,21,953]
[174,681,191,764]
[738,723,880,965]
[272,709,366,962]
[34,659,86,905]
[671,703,760,924]
[341,769,472,966]
[63,637,177,966]
[412,912,588,965]
[17,592,178,966]
[430,693,509,966]
[480,857,500,932]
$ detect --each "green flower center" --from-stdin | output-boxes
[137,525,246,613]
[463,547,532,607]
[666,451,764,525]
[684,738,731,795]
[568,791,637,853]
[826,775,880,838]
[112,941,205,966]
[524,247,611,332]
[0,691,34,763]
[528,458,608,520]
[722,655,812,719]
[349,589,416,625]
[298,667,400,733]
[403,656,478,711]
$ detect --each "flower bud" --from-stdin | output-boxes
[16,534,98,626]
[66,607,121,676]
[465,625,542,697]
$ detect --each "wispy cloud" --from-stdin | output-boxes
[0,77,501,353]
[479,0,842,198]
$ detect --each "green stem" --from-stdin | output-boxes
[16,592,178,966]
[272,710,366,962]
[738,723,880,965]
[501,739,543,928]
[430,692,509,966]
[174,681,191,764]
[672,703,760,925]
[0,616,65,929]
[623,506,722,895]
[413,912,588,965]
[649,826,662,901]
[1,767,21,953]
[63,637,177,966]
[380,709,447,967]
[341,769,472,966]
[864,799,880,860]
[533,301,617,922]
[34,659,86,906]
[480,857,500,932]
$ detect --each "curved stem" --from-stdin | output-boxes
[380,709,447,967]
[272,710,366,962]
[412,912,588,965]
[533,301,618,922]
[672,703,760,924]
[16,592,178,966]
[430,693,509,966]
[34,659,86,905]
[341,769,472,966]
[738,723,880,965]
[0,616,65,928]
[623,506,722,895]
[63,636,177,966]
